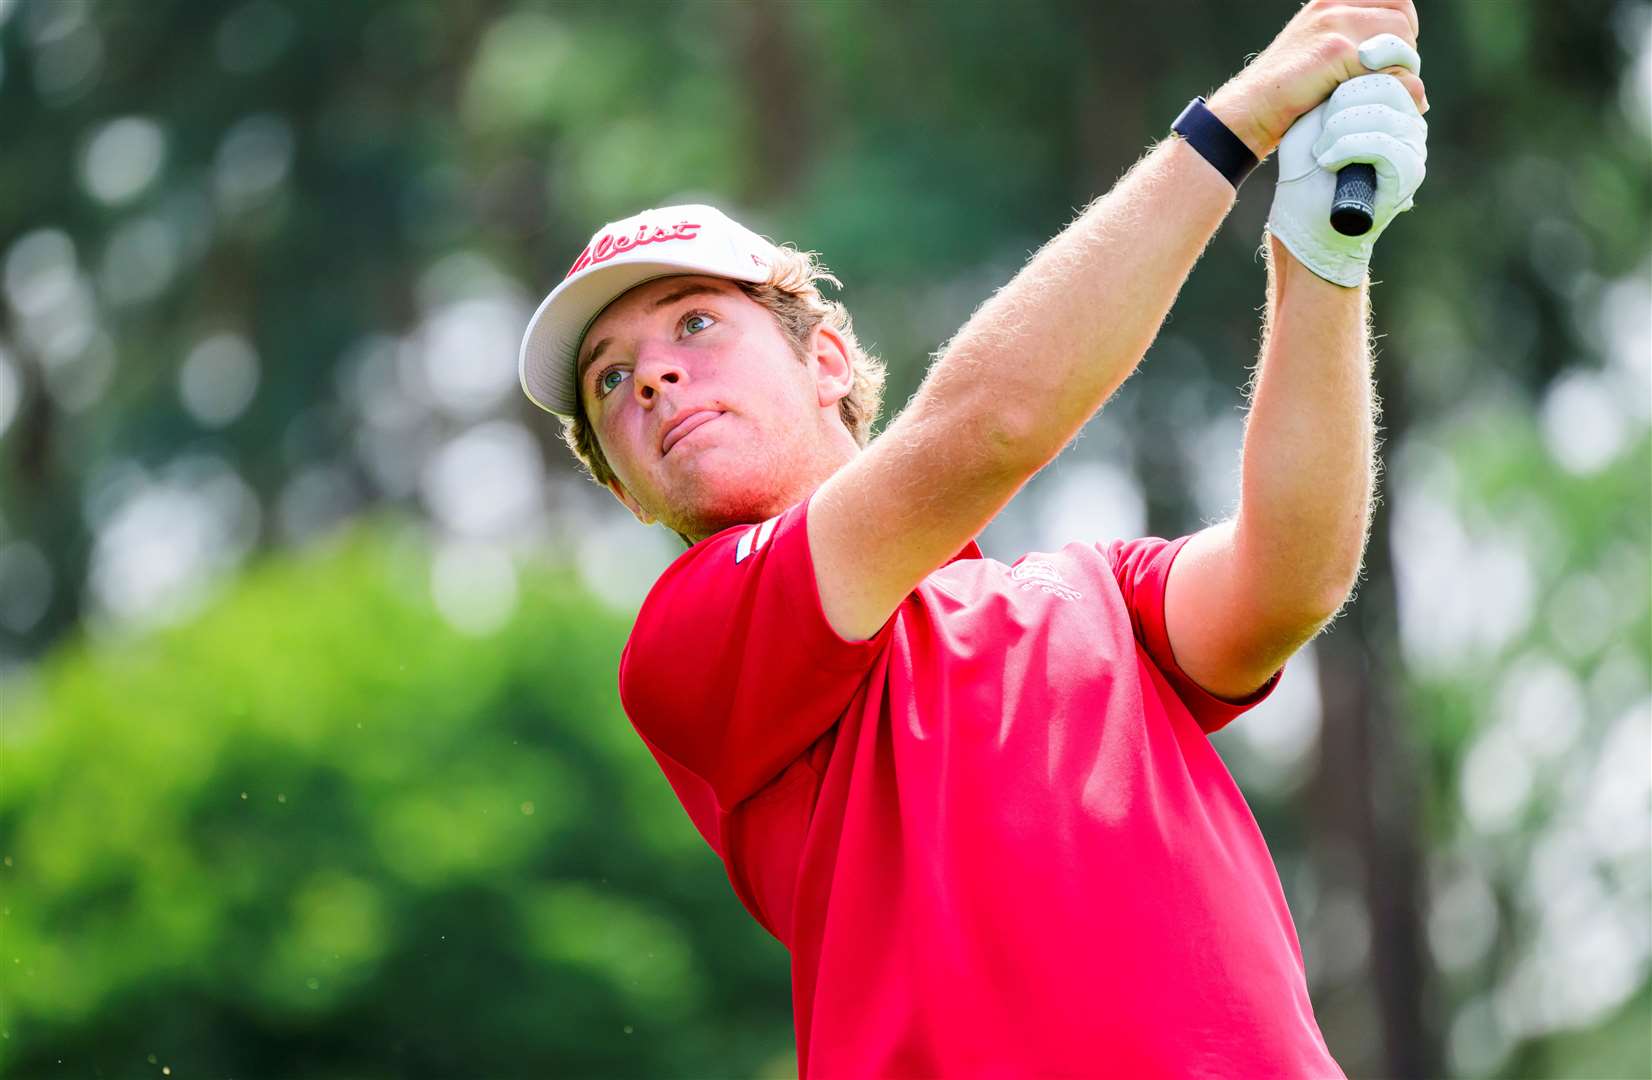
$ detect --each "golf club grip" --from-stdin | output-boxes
[1330,163,1376,236]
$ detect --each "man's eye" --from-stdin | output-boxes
[592,313,713,399]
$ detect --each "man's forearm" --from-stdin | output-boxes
[913,135,1238,467]
[1234,233,1377,613]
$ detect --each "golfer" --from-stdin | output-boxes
[519,2,1427,1074]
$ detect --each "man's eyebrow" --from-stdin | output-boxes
[577,282,734,392]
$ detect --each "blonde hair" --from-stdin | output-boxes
[559,246,888,545]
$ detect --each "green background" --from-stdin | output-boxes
[1,1,1648,1077]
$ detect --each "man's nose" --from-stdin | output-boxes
[632,344,686,403]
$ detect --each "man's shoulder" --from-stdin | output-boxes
[630,508,795,637]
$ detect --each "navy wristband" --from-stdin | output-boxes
[1171,96,1259,189]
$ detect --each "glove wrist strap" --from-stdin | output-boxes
[1171,97,1259,190]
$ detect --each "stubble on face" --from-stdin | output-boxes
[652,415,825,540]
[586,280,845,541]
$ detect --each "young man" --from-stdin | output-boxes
[519,3,1426,1074]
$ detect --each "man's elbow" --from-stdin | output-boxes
[1233,520,1365,622]
[1305,565,1362,623]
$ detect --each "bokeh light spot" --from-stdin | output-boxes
[80,117,167,206]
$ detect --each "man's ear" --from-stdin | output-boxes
[811,323,854,410]
[606,477,657,526]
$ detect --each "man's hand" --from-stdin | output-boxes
[1206,0,1426,160]
[1265,40,1428,286]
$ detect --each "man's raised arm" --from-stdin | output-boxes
[914,1,1425,474]
[808,131,1239,639]
[810,1,1427,643]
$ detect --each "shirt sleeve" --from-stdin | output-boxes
[1103,533,1284,735]
[618,489,894,810]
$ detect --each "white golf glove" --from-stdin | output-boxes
[1265,34,1428,287]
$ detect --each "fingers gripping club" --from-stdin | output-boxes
[1331,35,1422,236]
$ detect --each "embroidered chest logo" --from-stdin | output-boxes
[1010,559,1083,601]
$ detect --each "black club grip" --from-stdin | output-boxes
[1331,163,1377,236]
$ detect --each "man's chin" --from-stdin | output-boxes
[663,479,796,541]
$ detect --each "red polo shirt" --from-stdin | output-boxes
[618,490,1342,1078]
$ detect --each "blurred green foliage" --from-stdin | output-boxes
[1,527,795,1077]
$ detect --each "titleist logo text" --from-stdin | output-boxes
[566,221,702,277]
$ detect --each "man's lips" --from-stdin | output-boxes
[661,409,723,455]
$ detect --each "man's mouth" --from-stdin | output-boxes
[662,410,723,455]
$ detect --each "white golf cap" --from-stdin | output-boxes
[519,203,779,418]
